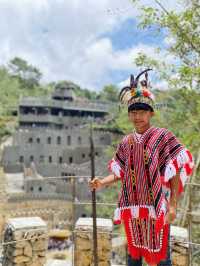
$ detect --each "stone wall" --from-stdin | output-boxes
[2,127,112,175]
[74,217,113,266]
[172,243,188,266]
[2,217,47,266]
[0,199,72,238]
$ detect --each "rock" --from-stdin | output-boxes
[23,242,32,257]
[2,217,47,266]
[74,218,113,266]
[13,255,31,263]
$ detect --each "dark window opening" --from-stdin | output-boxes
[49,156,52,163]
[59,156,63,164]
[82,154,85,159]
[100,136,104,142]
[30,155,34,162]
[38,187,42,192]
[19,156,24,163]
[28,137,33,144]
[78,136,82,145]
[57,136,61,145]
[69,157,73,164]
[30,187,34,192]
[47,137,51,144]
[36,138,40,144]
[67,136,71,145]
[61,172,75,177]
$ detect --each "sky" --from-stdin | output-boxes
[0,0,182,90]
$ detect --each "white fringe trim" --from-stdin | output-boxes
[113,205,165,221]
[114,208,121,222]
[164,148,193,183]
[110,159,123,178]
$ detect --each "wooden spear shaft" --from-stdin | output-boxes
[90,123,98,266]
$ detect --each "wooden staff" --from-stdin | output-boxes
[90,123,98,266]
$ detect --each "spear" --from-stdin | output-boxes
[90,122,98,266]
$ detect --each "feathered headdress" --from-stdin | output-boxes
[119,69,155,111]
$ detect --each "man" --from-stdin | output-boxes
[89,70,193,266]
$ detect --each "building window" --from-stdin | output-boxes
[47,137,51,144]
[67,136,71,145]
[38,187,42,192]
[30,155,34,162]
[100,136,104,143]
[62,172,75,177]
[82,154,85,159]
[78,136,82,145]
[49,156,52,163]
[59,156,63,164]
[19,156,24,163]
[69,157,73,164]
[95,152,99,156]
[57,136,61,145]
[28,137,33,144]
[36,138,40,144]
[39,155,44,163]
[30,187,34,192]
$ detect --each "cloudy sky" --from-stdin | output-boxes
[0,0,182,90]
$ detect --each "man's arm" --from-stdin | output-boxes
[89,174,120,190]
[165,171,180,223]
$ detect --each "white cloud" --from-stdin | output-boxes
[0,0,182,90]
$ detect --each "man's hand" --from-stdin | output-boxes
[89,177,104,191]
[164,206,177,224]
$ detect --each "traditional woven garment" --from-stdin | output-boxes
[108,126,193,265]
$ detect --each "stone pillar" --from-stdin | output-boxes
[2,217,47,266]
[171,225,188,266]
[74,217,113,266]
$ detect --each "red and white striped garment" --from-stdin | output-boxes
[108,126,193,265]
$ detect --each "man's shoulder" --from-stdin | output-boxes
[152,127,169,135]
[118,133,133,146]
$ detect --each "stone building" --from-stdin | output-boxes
[2,83,119,197]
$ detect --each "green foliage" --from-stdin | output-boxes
[131,0,200,159]
[98,84,119,102]
[8,57,42,89]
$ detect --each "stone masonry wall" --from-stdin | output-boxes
[74,218,113,266]
[2,217,47,266]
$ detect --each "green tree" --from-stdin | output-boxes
[8,57,42,89]
[99,84,119,102]
[126,1,200,258]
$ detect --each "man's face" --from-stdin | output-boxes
[128,109,154,130]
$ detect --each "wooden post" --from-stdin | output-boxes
[90,123,98,266]
[72,175,76,266]
[188,183,192,266]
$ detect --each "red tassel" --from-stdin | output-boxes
[173,158,179,172]
[185,163,192,176]
[121,209,132,220]
[139,208,149,219]
[178,180,184,194]
[186,150,193,161]
[155,212,164,233]
[113,220,121,225]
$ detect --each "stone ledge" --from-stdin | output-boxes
[75,218,113,232]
